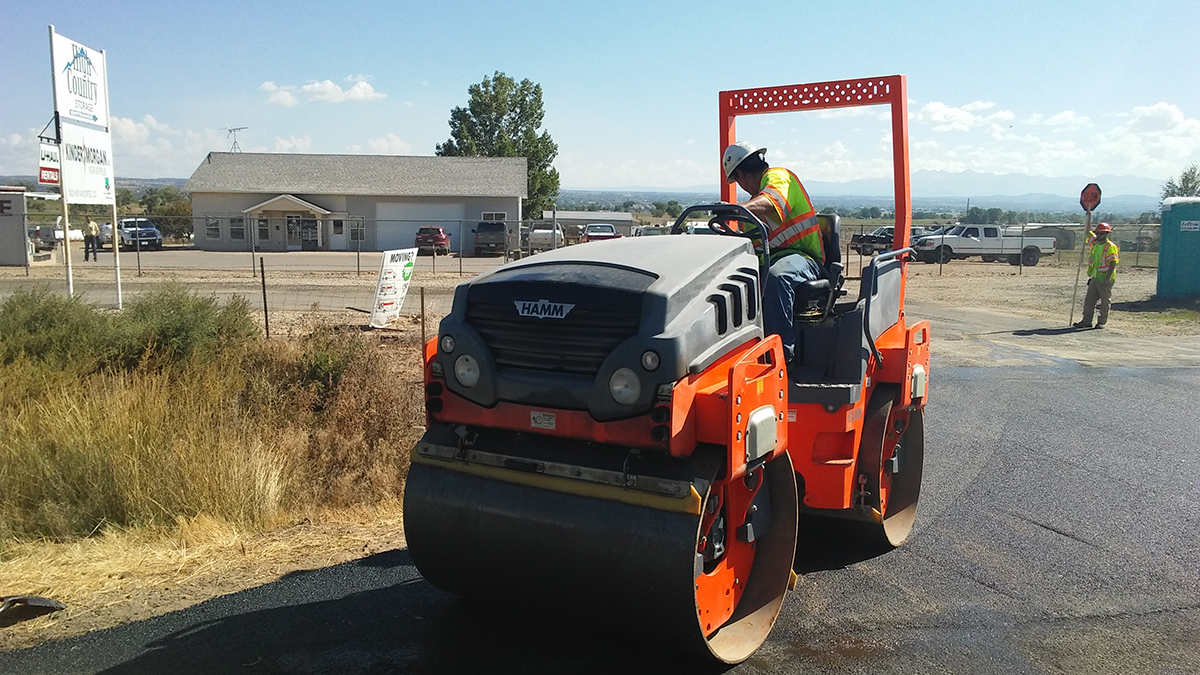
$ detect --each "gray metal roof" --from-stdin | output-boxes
[184,153,527,198]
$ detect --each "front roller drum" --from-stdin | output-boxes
[404,450,798,664]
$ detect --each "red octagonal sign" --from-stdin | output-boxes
[1080,183,1102,212]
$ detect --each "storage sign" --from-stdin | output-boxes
[50,28,108,128]
[38,142,61,185]
[370,248,418,328]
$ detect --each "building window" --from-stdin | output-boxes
[482,211,506,222]
[206,217,220,239]
[230,217,245,240]
[333,219,344,235]
[258,218,269,241]
[350,217,365,242]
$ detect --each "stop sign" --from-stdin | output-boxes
[1080,183,1102,212]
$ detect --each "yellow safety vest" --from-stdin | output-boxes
[1086,235,1119,282]
[755,168,824,265]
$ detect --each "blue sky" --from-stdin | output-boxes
[2,0,1198,192]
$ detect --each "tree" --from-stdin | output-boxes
[436,71,560,218]
[1162,163,1200,200]
[153,198,192,240]
[666,200,682,218]
[116,188,135,207]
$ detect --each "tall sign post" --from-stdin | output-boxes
[48,26,120,304]
[1069,183,1102,326]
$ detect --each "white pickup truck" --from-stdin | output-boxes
[912,225,1057,266]
[528,223,566,251]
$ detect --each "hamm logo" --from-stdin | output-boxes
[515,299,575,319]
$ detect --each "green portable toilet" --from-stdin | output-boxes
[1157,198,1200,298]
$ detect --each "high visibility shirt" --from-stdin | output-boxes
[1086,234,1119,282]
[754,168,824,265]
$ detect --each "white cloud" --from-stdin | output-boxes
[347,133,412,155]
[916,102,1015,132]
[1095,102,1200,175]
[273,135,312,152]
[1024,110,1091,130]
[261,78,385,105]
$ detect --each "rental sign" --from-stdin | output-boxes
[38,142,60,185]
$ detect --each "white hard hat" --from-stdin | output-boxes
[722,141,766,183]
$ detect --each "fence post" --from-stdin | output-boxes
[421,286,426,345]
[1134,224,1142,268]
[260,256,269,339]
[1019,225,1026,275]
[459,220,464,276]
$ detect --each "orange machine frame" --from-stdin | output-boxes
[719,75,913,300]
[719,76,927,512]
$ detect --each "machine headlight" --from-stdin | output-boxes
[440,335,456,353]
[609,367,641,405]
[641,350,660,371]
[454,355,480,387]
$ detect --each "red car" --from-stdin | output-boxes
[581,223,623,243]
[415,226,451,255]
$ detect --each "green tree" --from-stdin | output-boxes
[116,188,135,207]
[651,202,668,217]
[153,198,193,240]
[1162,163,1200,200]
[666,200,682,218]
[436,71,560,218]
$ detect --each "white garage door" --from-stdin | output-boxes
[376,202,465,252]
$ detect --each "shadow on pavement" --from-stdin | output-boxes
[89,548,699,675]
[793,514,889,574]
[1011,326,1088,336]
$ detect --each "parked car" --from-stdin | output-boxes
[581,223,623,243]
[849,226,930,256]
[26,225,58,251]
[912,224,1056,265]
[472,221,507,256]
[684,222,721,235]
[528,223,566,251]
[415,226,451,255]
[632,225,671,236]
[101,218,163,250]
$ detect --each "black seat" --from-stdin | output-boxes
[793,214,845,322]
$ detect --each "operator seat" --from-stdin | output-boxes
[793,214,846,322]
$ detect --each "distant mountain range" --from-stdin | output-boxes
[565,170,1166,214]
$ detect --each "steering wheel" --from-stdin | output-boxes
[669,203,771,287]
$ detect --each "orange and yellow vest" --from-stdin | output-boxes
[1086,234,1119,282]
[755,168,824,265]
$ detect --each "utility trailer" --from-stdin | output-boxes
[405,75,931,664]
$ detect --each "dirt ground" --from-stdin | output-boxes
[2,255,1197,651]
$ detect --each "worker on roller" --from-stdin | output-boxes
[722,141,825,366]
[1074,222,1120,329]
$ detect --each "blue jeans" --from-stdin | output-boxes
[762,253,824,365]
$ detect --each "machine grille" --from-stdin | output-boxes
[466,302,642,376]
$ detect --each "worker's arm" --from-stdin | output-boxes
[739,193,778,225]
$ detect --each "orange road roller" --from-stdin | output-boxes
[404,75,930,664]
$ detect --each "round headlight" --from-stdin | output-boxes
[454,354,480,387]
[440,335,455,353]
[609,367,641,405]
[640,350,660,371]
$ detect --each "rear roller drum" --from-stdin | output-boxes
[855,384,925,547]
[404,442,798,664]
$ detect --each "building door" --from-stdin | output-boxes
[286,215,301,251]
[329,218,348,251]
[301,218,319,250]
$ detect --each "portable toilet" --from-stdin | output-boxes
[1157,197,1200,298]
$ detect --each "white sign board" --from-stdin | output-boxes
[59,122,115,205]
[50,29,108,128]
[370,248,417,328]
[39,142,61,185]
[1181,221,1200,232]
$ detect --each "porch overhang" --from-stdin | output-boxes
[242,194,331,215]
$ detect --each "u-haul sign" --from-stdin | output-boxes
[39,142,60,186]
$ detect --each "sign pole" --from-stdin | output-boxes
[48,27,74,296]
[1070,184,1102,326]
[100,47,121,309]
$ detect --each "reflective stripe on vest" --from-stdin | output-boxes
[1087,237,1119,280]
[757,168,823,265]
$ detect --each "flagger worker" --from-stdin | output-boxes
[722,142,824,366]
[1074,222,1120,329]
